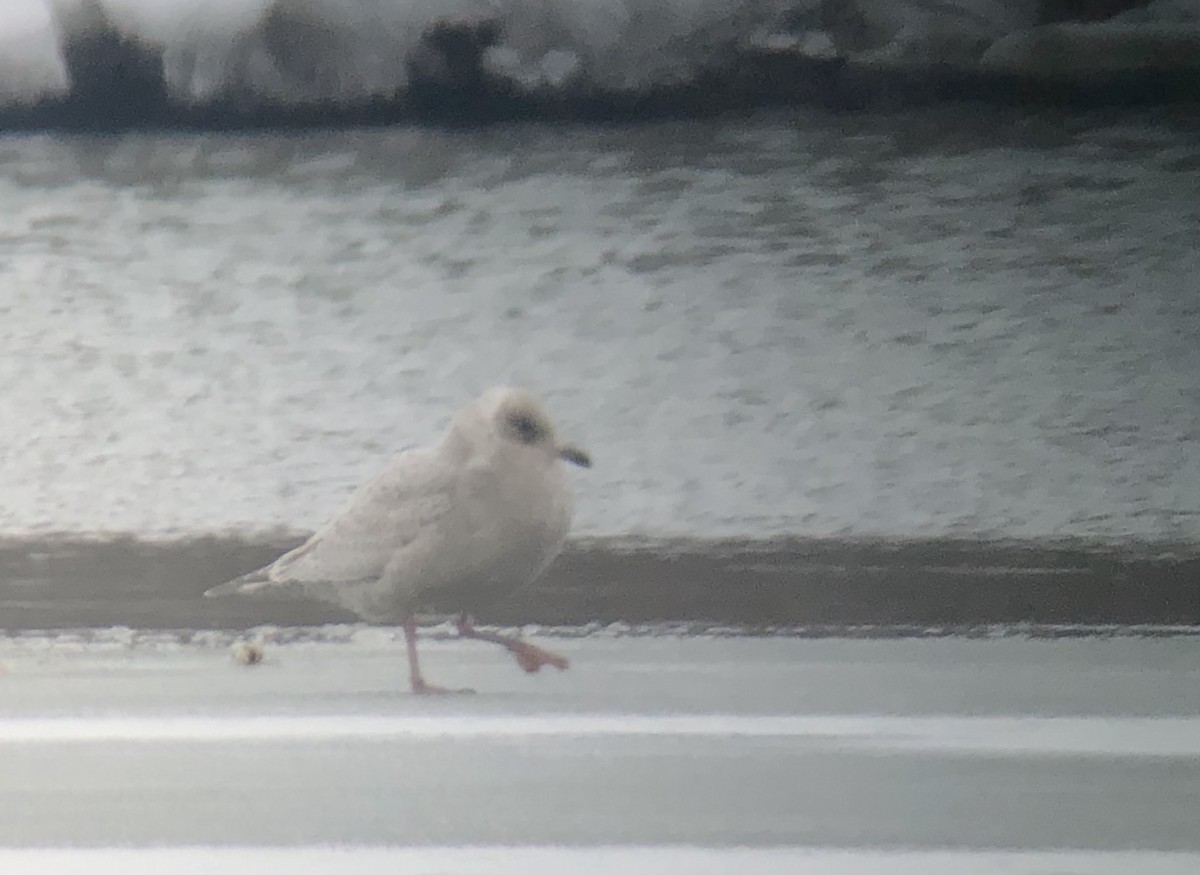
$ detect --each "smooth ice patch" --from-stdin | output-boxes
[1,846,1199,875]
[1,714,1199,757]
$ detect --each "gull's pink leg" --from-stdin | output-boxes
[456,614,569,673]
[403,617,472,694]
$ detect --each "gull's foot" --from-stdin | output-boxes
[510,640,570,674]
[411,679,476,695]
[454,614,569,674]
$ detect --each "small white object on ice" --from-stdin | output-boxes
[231,642,264,666]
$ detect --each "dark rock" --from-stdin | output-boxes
[1039,0,1154,24]
[54,0,168,129]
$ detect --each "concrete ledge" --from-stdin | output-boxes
[1,534,1197,630]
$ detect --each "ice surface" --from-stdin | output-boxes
[2,847,1199,875]
[2,634,1200,850]
[3,712,1200,756]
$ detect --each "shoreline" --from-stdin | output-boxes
[6,62,1198,135]
[1,534,1197,631]
[7,13,1200,133]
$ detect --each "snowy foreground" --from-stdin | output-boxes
[0,630,1198,872]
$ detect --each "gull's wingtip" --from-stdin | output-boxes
[203,579,241,599]
[204,568,270,599]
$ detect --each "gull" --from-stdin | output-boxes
[205,387,591,693]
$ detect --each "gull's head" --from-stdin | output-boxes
[459,387,591,468]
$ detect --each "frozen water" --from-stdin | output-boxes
[0,113,1196,542]
[1,634,1199,852]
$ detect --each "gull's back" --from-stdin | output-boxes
[273,447,454,587]
[208,446,456,620]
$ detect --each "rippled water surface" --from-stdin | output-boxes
[0,107,1198,539]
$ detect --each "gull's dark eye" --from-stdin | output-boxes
[508,411,543,444]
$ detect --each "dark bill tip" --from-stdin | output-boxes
[558,444,592,468]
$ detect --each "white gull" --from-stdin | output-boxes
[206,386,590,693]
